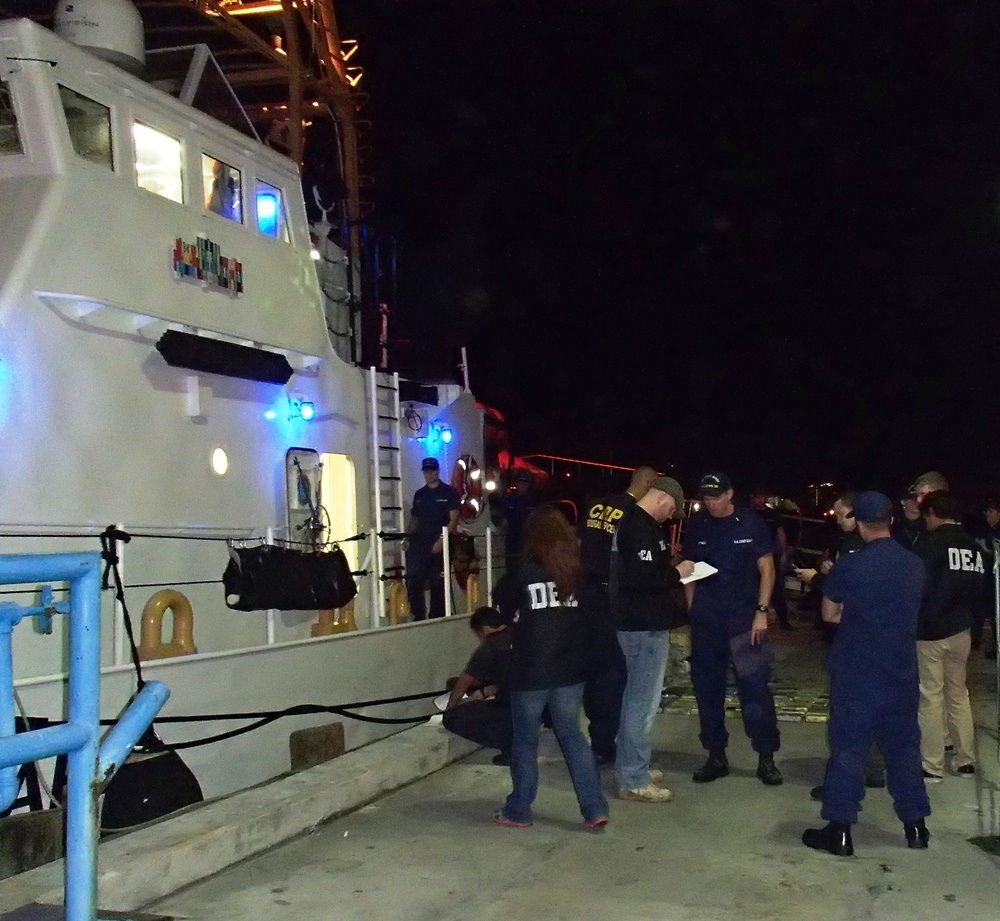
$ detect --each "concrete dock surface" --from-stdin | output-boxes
[149,626,1000,921]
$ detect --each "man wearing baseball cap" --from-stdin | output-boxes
[803,491,930,856]
[610,476,694,802]
[405,457,461,619]
[892,483,923,549]
[682,471,783,786]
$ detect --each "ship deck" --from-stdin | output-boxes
[148,614,1000,921]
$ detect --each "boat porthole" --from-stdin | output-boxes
[211,447,229,476]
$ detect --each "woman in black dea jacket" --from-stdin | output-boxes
[493,506,610,829]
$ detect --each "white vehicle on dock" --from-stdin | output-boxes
[0,5,489,807]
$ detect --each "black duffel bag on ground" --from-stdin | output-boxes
[223,544,358,611]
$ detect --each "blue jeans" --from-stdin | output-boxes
[614,630,670,790]
[504,684,609,824]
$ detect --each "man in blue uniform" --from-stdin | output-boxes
[803,491,930,856]
[405,457,460,620]
[683,472,782,786]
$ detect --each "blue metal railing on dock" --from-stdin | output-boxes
[0,553,169,921]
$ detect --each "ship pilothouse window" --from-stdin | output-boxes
[58,86,112,169]
[0,83,22,155]
[202,154,242,223]
[133,122,184,203]
[255,180,288,241]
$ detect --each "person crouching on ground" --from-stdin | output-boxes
[610,476,694,802]
[493,506,610,829]
[442,606,513,766]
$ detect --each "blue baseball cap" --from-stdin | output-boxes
[852,491,894,524]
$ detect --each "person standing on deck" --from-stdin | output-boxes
[405,457,460,620]
[578,464,657,765]
[893,484,923,549]
[796,489,885,798]
[908,471,950,550]
[750,491,793,630]
[971,499,1000,655]
[493,506,609,829]
[803,491,930,856]
[610,476,693,802]
[913,491,982,782]
[501,469,540,570]
[683,472,783,786]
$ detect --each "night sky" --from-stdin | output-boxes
[339,1,1000,497]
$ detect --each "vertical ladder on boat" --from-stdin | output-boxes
[367,366,406,624]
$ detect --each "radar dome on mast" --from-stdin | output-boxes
[54,0,145,73]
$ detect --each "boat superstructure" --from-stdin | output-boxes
[0,11,488,802]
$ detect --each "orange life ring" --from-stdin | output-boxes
[451,454,484,520]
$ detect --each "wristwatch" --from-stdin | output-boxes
[755,604,769,613]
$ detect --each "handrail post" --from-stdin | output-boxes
[0,552,169,921]
[442,526,452,618]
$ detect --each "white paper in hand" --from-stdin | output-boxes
[681,561,718,585]
[435,692,470,711]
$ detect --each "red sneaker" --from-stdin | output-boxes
[584,816,609,829]
[492,810,531,828]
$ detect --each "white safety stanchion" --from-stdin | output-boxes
[486,528,493,607]
[442,525,452,617]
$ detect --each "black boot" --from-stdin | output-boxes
[809,784,824,801]
[904,819,930,849]
[693,749,729,783]
[802,822,854,856]
[757,753,783,786]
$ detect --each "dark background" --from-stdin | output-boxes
[339,0,1000,498]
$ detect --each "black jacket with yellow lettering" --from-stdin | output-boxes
[579,491,635,582]
[610,502,685,631]
[914,522,987,641]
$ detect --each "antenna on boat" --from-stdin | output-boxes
[53,0,146,74]
[460,346,471,391]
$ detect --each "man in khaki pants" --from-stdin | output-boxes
[913,491,983,781]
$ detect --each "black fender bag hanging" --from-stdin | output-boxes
[223,544,358,611]
[100,749,204,832]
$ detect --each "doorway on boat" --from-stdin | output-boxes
[284,449,357,565]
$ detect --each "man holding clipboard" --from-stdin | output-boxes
[683,472,784,787]
[610,476,695,802]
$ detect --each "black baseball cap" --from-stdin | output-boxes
[699,471,732,497]
[421,457,440,471]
